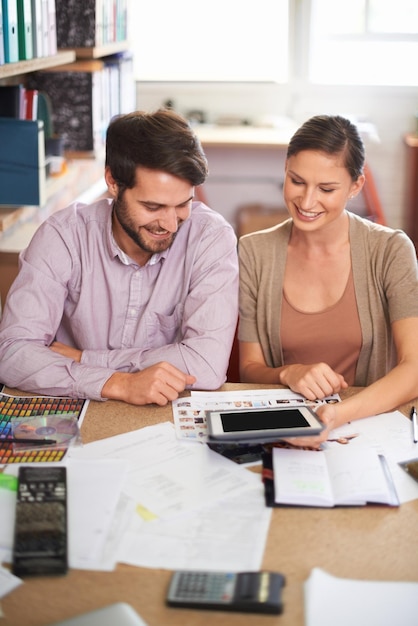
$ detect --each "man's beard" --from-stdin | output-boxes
[113,195,179,255]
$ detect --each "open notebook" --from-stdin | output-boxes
[262,444,399,507]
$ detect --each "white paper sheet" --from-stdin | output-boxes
[305,568,418,626]
[172,388,339,441]
[0,563,21,600]
[117,483,272,571]
[65,457,128,570]
[69,421,259,520]
[0,474,17,560]
[68,421,272,571]
[324,410,418,503]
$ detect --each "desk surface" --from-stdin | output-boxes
[2,384,418,626]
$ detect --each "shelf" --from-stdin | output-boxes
[0,41,130,80]
[0,156,106,249]
[74,41,130,59]
[0,51,76,80]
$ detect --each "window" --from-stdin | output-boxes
[129,0,289,82]
[309,0,418,85]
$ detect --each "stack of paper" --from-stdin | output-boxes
[66,421,272,572]
[305,568,418,626]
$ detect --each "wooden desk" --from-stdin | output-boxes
[2,384,418,626]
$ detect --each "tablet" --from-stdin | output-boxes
[206,406,324,442]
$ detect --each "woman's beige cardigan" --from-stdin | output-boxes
[238,212,418,386]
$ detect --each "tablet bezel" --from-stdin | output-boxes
[206,405,324,442]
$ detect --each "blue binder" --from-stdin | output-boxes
[2,0,19,63]
[0,117,46,206]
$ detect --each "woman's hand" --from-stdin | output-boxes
[284,402,339,449]
[280,362,348,400]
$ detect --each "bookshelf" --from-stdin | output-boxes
[0,50,76,80]
[0,2,134,305]
[75,40,130,59]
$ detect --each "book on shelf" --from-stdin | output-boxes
[262,444,399,508]
[40,0,49,55]
[17,0,33,60]
[22,87,38,119]
[46,0,56,54]
[30,0,43,57]
[0,1,4,65]
[0,117,46,206]
[103,51,135,115]
[0,84,25,117]
[2,0,19,63]
[0,84,38,119]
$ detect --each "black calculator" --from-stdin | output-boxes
[166,570,285,614]
[12,466,68,577]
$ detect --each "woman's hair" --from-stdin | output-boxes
[286,115,365,181]
[105,109,208,192]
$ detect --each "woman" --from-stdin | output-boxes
[238,115,418,444]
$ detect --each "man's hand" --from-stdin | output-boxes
[280,362,348,400]
[50,341,82,362]
[102,362,196,406]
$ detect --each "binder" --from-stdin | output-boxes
[30,0,43,57]
[105,51,135,115]
[17,0,33,60]
[46,0,56,54]
[40,0,48,55]
[0,1,5,64]
[0,117,46,206]
[2,0,19,63]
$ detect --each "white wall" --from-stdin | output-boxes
[135,81,418,231]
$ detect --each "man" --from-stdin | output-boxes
[0,109,239,405]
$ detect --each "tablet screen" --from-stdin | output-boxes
[220,409,310,433]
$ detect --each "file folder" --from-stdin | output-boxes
[30,0,43,57]
[2,0,19,63]
[0,117,46,206]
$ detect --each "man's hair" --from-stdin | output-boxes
[286,115,365,181]
[105,109,209,192]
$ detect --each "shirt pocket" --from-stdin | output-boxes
[145,303,184,348]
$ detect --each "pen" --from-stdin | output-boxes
[411,406,418,444]
[1,438,57,445]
